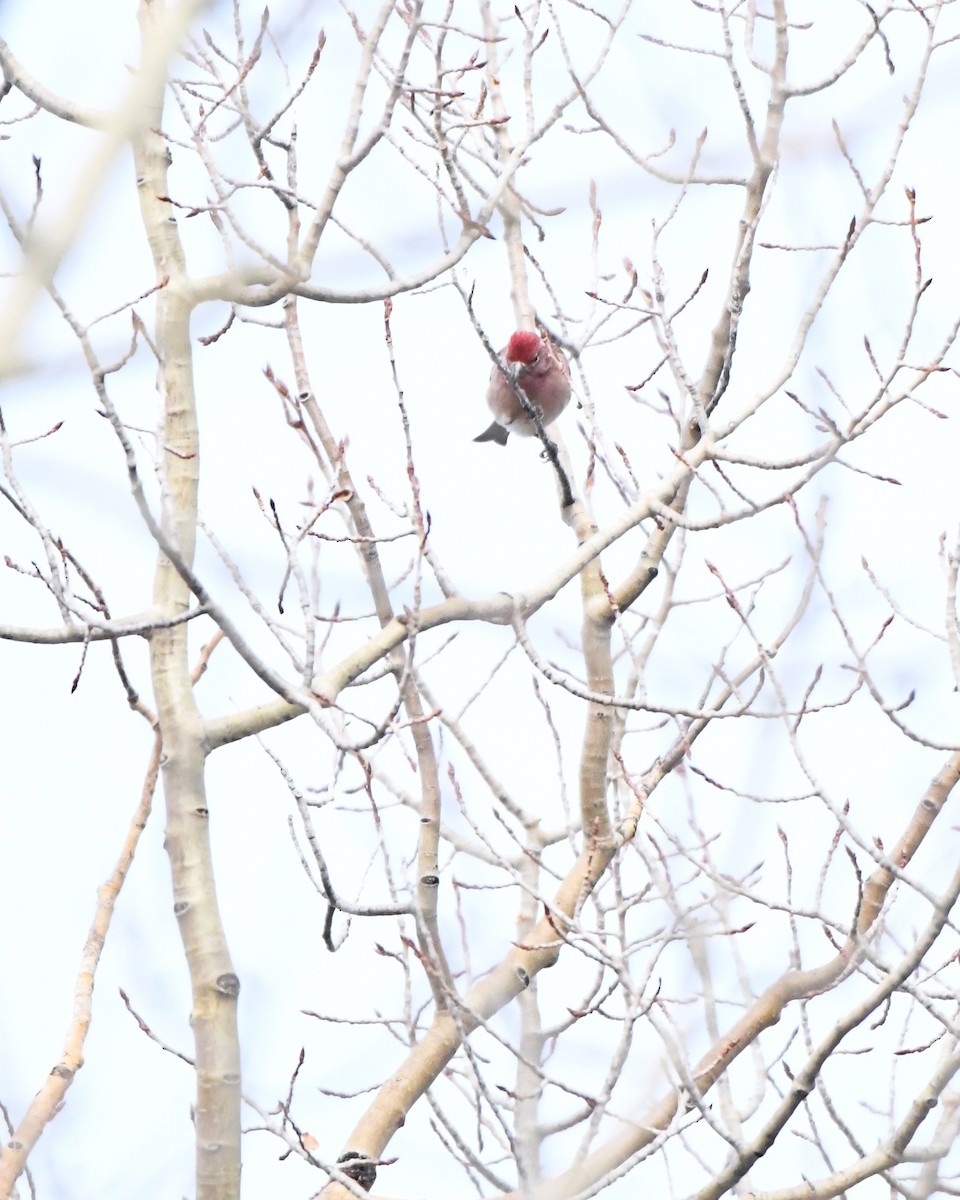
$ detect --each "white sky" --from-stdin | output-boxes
[3,2,960,1198]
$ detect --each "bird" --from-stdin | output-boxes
[473,330,571,445]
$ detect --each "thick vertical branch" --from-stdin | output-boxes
[134,3,240,1197]
[579,559,615,844]
[514,842,546,1188]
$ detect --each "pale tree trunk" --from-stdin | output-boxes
[134,2,241,1196]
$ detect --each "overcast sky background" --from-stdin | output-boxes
[3,2,960,1198]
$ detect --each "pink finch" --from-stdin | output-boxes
[474,330,571,445]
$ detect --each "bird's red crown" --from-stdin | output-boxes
[505,330,542,365]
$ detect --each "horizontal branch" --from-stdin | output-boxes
[0,607,206,643]
[205,444,714,749]
[0,35,111,128]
